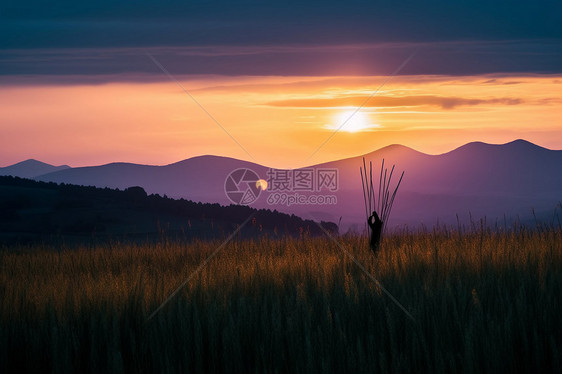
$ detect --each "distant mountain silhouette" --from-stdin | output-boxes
[33,140,562,231]
[0,159,70,179]
[36,156,268,204]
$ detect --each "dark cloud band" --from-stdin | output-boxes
[1,0,560,80]
[1,41,561,82]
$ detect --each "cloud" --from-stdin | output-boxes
[265,95,523,109]
[1,1,561,49]
[1,0,561,79]
[1,40,562,81]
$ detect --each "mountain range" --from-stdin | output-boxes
[0,159,70,179]
[2,140,561,232]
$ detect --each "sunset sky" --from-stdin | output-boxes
[1,1,561,169]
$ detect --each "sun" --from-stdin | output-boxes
[256,179,268,191]
[331,110,376,133]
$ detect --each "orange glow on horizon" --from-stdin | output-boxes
[0,74,560,169]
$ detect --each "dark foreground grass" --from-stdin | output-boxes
[1,228,561,373]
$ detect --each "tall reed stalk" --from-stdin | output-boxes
[360,157,404,232]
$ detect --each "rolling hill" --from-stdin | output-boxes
[0,176,337,245]
[0,159,70,179]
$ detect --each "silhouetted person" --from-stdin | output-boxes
[368,211,383,253]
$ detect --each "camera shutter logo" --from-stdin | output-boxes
[224,168,265,205]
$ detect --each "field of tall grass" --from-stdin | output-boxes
[1,226,561,373]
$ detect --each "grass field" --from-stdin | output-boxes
[1,226,561,373]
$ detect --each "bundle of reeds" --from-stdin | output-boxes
[360,157,404,232]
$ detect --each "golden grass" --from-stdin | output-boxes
[1,228,561,372]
